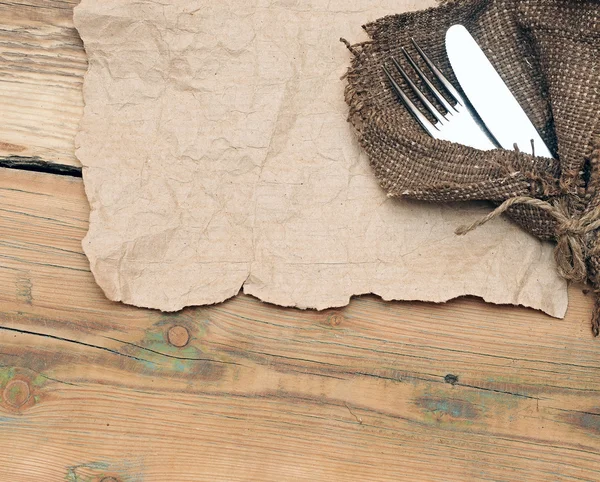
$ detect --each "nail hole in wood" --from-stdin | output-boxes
[444,374,459,386]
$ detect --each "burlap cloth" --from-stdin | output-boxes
[344,0,600,334]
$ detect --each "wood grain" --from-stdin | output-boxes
[2,0,600,479]
[0,0,85,168]
[1,167,600,481]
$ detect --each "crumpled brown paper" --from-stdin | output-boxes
[73,0,568,317]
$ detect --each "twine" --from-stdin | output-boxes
[456,196,600,284]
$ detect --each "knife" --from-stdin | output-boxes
[445,24,554,159]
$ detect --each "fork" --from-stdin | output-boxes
[383,39,498,151]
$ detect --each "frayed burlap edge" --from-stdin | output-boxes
[341,2,600,335]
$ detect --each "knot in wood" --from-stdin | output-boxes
[327,313,344,326]
[167,325,190,347]
[3,379,31,409]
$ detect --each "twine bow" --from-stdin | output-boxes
[456,196,600,283]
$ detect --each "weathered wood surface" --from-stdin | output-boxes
[2,0,600,479]
[0,0,85,168]
[2,167,600,481]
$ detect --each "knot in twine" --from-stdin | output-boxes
[456,196,600,284]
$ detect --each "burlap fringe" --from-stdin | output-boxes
[341,0,600,336]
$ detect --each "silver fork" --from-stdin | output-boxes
[383,39,498,151]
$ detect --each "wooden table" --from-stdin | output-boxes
[1,1,599,480]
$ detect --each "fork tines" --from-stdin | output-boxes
[383,39,466,138]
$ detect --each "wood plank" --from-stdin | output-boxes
[0,0,85,167]
[1,167,600,481]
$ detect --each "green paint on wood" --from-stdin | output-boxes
[0,367,16,387]
[417,395,479,424]
[65,462,110,482]
[173,360,187,373]
[120,315,232,382]
[31,373,48,388]
[4,383,25,404]
[415,376,530,430]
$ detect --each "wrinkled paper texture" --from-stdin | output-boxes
[73,0,568,317]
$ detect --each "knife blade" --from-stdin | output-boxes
[445,24,554,159]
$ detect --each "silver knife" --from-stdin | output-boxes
[445,24,554,159]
